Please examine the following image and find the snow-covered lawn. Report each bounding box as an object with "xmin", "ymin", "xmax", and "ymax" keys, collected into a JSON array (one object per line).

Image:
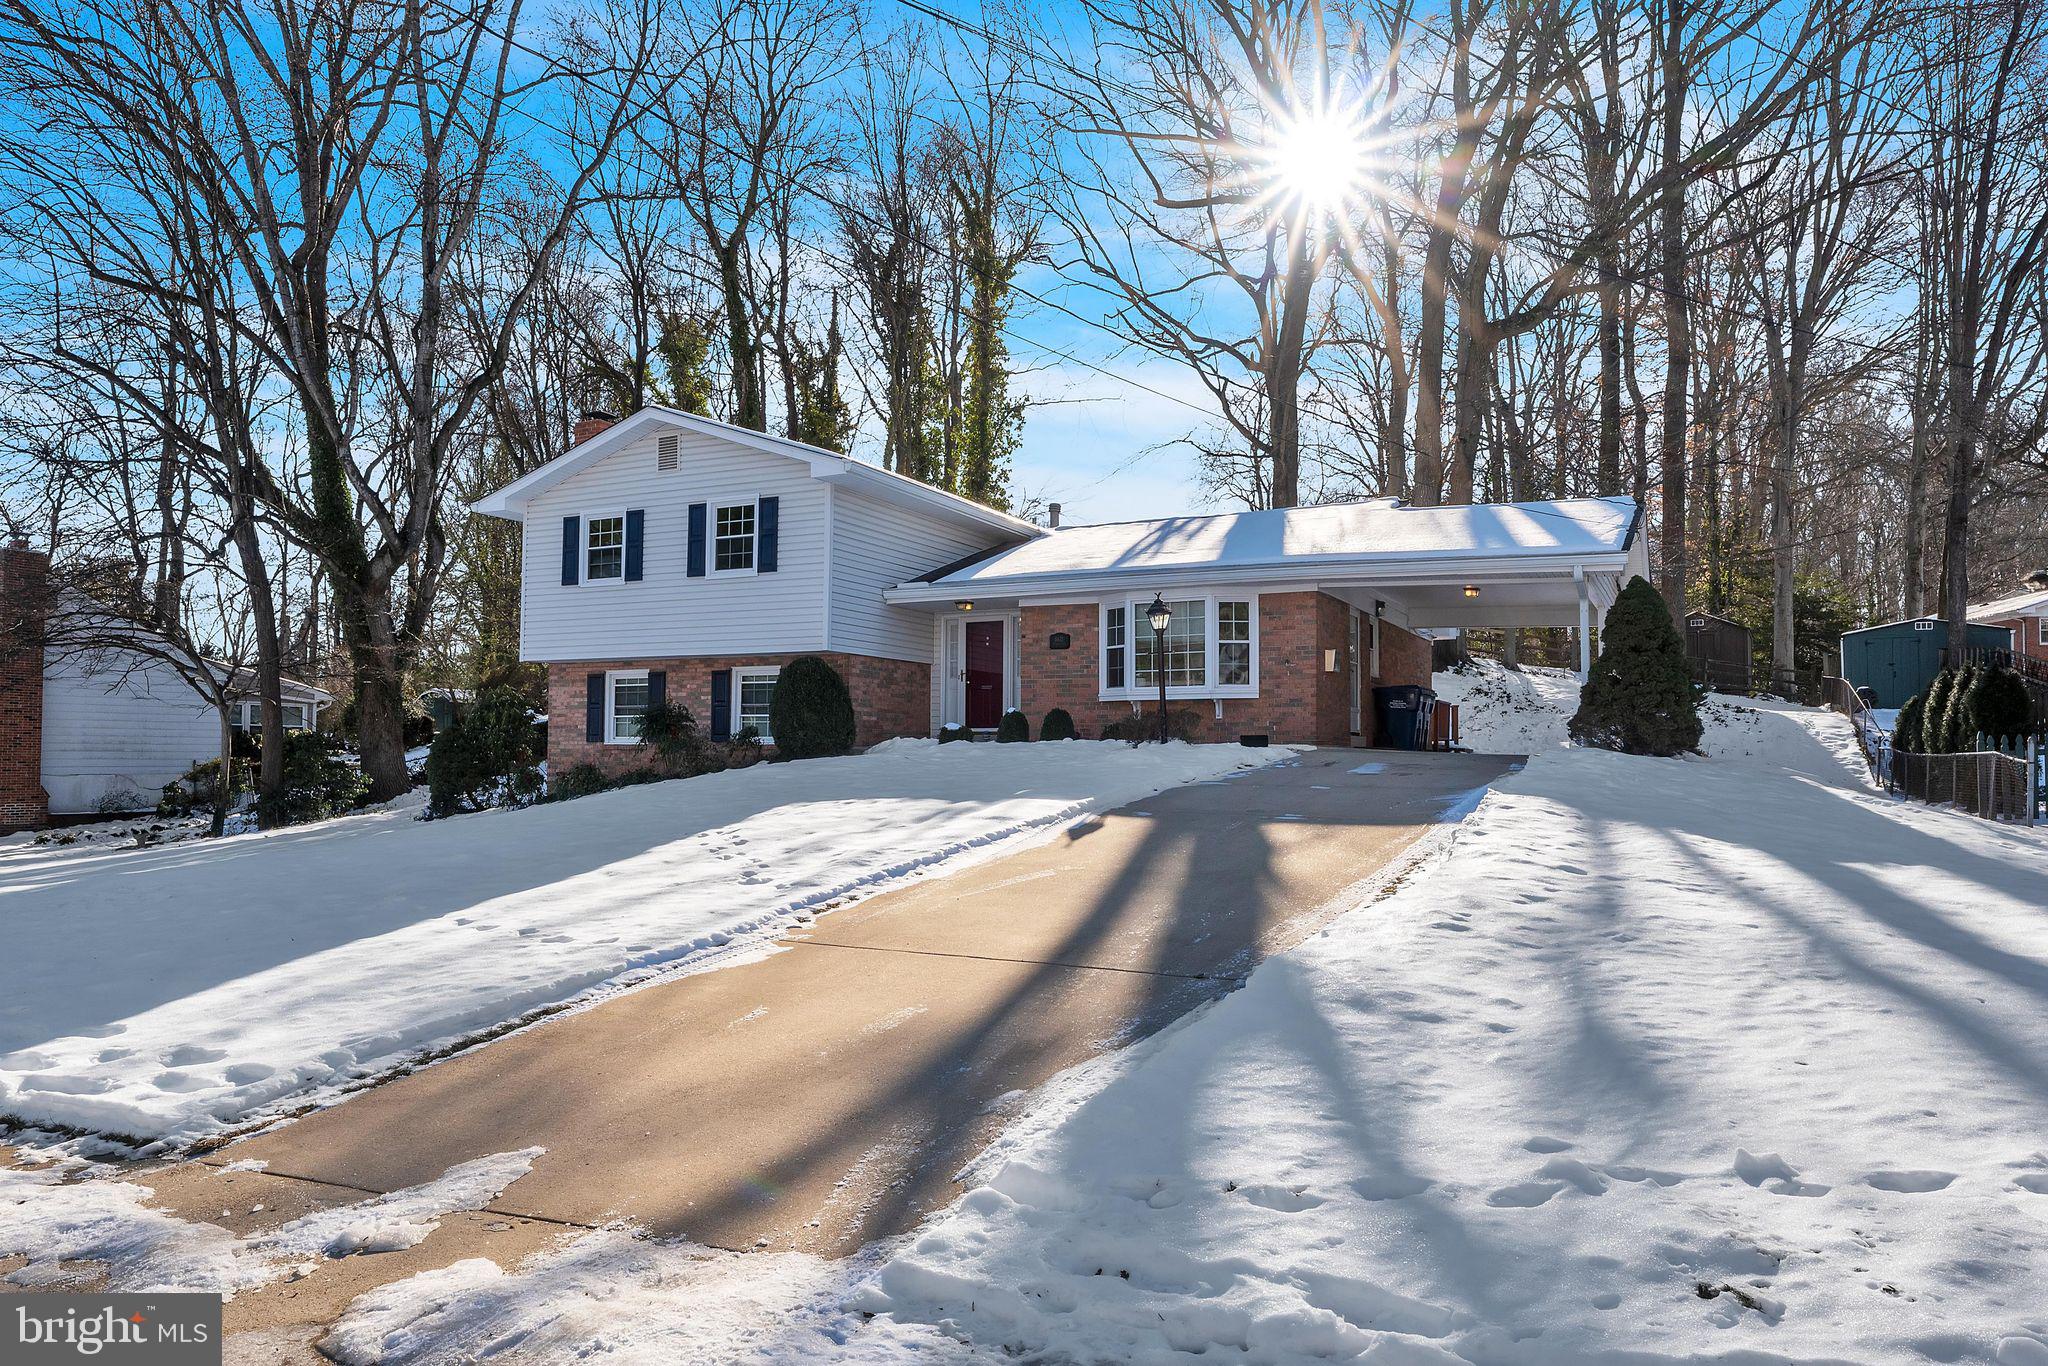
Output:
[
  {"xmin": 1432, "ymin": 658, "xmax": 1780, "ymax": 759},
  {"xmin": 858, "ymin": 703, "xmax": 2048, "ymax": 1364},
  {"xmin": 0, "ymin": 739, "xmax": 1275, "ymax": 1149}
]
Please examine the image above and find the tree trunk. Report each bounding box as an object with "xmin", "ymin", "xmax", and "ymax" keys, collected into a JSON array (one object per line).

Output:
[{"xmin": 1657, "ymin": 0, "xmax": 1689, "ymax": 618}]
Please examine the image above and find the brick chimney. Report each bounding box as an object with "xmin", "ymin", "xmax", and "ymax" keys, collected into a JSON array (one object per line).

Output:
[
  {"xmin": 572, "ymin": 410, "xmax": 619, "ymax": 446},
  {"xmin": 0, "ymin": 541, "xmax": 51, "ymax": 833}
]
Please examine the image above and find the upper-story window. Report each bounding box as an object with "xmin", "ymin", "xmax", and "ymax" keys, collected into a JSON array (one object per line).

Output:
[
  {"xmin": 586, "ymin": 515, "xmax": 626, "ymax": 580},
  {"xmin": 714, "ymin": 502, "xmax": 756, "ymax": 573}
]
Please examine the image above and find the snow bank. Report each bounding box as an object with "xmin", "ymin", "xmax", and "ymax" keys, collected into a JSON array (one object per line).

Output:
[
  {"xmin": 0, "ymin": 740, "xmax": 1274, "ymax": 1146},
  {"xmin": 0, "ymin": 1147, "xmax": 542, "ymax": 1296},
  {"xmin": 861, "ymin": 709, "xmax": 2048, "ymax": 1363},
  {"xmin": 1434, "ymin": 659, "xmax": 1793, "ymax": 763},
  {"xmin": 321, "ymin": 1230, "xmax": 947, "ymax": 1365}
]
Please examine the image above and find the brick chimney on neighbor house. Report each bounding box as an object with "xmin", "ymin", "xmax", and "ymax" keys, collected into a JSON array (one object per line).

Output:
[
  {"xmin": 0, "ymin": 541, "xmax": 50, "ymax": 834},
  {"xmin": 572, "ymin": 410, "xmax": 619, "ymax": 446}
]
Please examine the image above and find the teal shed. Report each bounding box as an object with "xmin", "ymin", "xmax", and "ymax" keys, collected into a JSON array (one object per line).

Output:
[{"xmin": 1839, "ymin": 618, "xmax": 2013, "ymax": 707}]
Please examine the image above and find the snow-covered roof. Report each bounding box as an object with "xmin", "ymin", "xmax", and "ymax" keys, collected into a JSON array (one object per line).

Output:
[
  {"xmin": 1969, "ymin": 586, "xmax": 2048, "ymax": 621},
  {"xmin": 893, "ymin": 496, "xmax": 1638, "ymax": 597}
]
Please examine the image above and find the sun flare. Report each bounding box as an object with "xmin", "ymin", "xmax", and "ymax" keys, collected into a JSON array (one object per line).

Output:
[{"xmin": 1268, "ymin": 109, "xmax": 1369, "ymax": 209}]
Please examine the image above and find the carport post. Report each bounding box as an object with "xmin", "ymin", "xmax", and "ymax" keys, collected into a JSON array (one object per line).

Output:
[{"xmin": 1575, "ymin": 566, "xmax": 1591, "ymax": 679}]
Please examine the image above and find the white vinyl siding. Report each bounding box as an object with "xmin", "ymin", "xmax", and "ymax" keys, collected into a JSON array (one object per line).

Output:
[
  {"xmin": 827, "ymin": 487, "xmax": 1002, "ymax": 663},
  {"xmin": 520, "ymin": 424, "xmax": 826, "ymax": 660},
  {"xmin": 39, "ymin": 649, "xmax": 219, "ymax": 815}
]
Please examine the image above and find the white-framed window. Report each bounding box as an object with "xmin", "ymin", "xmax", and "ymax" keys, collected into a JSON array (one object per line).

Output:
[
  {"xmin": 1100, "ymin": 593, "xmax": 1258, "ymax": 700},
  {"xmin": 606, "ymin": 669, "xmax": 650, "ymax": 743},
  {"xmin": 2038, "ymin": 617, "xmax": 2047, "ymax": 647},
  {"xmin": 586, "ymin": 514, "xmax": 626, "ymax": 581},
  {"xmin": 713, "ymin": 502, "xmax": 757, "ymax": 573},
  {"xmin": 231, "ymin": 701, "xmax": 311, "ymax": 732},
  {"xmin": 733, "ymin": 665, "xmax": 780, "ymax": 740},
  {"xmin": 1137, "ymin": 598, "xmax": 1208, "ymax": 688},
  {"xmin": 1104, "ymin": 606, "xmax": 1127, "ymax": 690}
]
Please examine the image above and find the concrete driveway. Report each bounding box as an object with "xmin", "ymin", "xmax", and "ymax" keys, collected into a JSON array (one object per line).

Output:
[{"xmin": 126, "ymin": 746, "xmax": 1513, "ymax": 1352}]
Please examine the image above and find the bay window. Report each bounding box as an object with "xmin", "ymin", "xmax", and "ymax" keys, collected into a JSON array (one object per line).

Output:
[{"xmin": 1100, "ymin": 594, "xmax": 1257, "ymax": 698}]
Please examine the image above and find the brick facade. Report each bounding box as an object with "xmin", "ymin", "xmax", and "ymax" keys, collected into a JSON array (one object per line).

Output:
[
  {"xmin": 1016, "ymin": 592, "xmax": 1432, "ymax": 746},
  {"xmin": 545, "ymin": 651, "xmax": 929, "ymax": 777},
  {"xmin": 0, "ymin": 544, "xmax": 50, "ymax": 833}
]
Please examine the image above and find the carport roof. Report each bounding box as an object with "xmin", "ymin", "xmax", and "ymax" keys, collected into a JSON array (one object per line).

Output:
[{"xmin": 888, "ymin": 495, "xmax": 1639, "ymax": 602}]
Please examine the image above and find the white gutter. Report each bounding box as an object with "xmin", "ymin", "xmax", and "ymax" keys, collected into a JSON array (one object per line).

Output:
[{"xmin": 883, "ymin": 550, "xmax": 1633, "ymax": 605}]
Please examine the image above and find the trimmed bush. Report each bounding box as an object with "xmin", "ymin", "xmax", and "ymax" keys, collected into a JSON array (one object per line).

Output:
[
  {"xmin": 1937, "ymin": 665, "xmax": 1980, "ymax": 753},
  {"xmin": 1567, "ymin": 576, "xmax": 1703, "ymax": 756},
  {"xmin": 996, "ymin": 709, "xmax": 1029, "ymax": 743},
  {"xmin": 769, "ymin": 656, "xmax": 856, "ymax": 759},
  {"xmin": 937, "ymin": 722, "xmax": 970, "ymax": 744},
  {"xmin": 1920, "ymin": 668, "xmax": 1960, "ymax": 753},
  {"xmin": 1040, "ymin": 707, "xmax": 1077, "ymax": 741},
  {"xmin": 1101, "ymin": 707, "xmax": 1201, "ymax": 744},
  {"xmin": 1965, "ymin": 665, "xmax": 2033, "ymax": 744},
  {"xmin": 1892, "ymin": 690, "xmax": 1928, "ymax": 752},
  {"xmin": 425, "ymin": 685, "xmax": 543, "ymax": 816}
]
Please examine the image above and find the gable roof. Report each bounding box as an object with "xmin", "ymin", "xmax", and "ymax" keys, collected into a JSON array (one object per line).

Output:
[
  {"xmin": 469, "ymin": 406, "xmax": 1041, "ymax": 540},
  {"xmin": 891, "ymin": 496, "xmax": 1639, "ymax": 598},
  {"xmin": 1970, "ymin": 586, "xmax": 2048, "ymax": 621}
]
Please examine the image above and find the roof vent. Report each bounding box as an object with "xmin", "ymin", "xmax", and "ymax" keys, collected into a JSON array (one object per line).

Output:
[
  {"xmin": 1048, "ymin": 502, "xmax": 1061, "ymax": 528},
  {"xmin": 657, "ymin": 434, "xmax": 679, "ymax": 471}
]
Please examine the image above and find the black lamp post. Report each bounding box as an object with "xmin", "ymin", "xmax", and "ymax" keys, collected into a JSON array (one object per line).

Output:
[{"xmin": 1145, "ymin": 593, "xmax": 1171, "ymax": 742}]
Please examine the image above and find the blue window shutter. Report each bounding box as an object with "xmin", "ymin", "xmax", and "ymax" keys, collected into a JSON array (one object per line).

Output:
[
  {"xmin": 561, "ymin": 516, "xmax": 580, "ymax": 586},
  {"xmin": 687, "ymin": 504, "xmax": 707, "ymax": 577},
  {"xmin": 758, "ymin": 496, "xmax": 779, "ymax": 573},
  {"xmin": 709, "ymin": 669, "xmax": 732, "ymax": 740},
  {"xmin": 647, "ymin": 669, "xmax": 666, "ymax": 710},
  {"xmin": 624, "ymin": 509, "xmax": 644, "ymax": 581},
  {"xmin": 585, "ymin": 672, "xmax": 604, "ymax": 742}
]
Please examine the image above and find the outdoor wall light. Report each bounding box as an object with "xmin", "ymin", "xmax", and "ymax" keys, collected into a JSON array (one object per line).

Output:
[
  {"xmin": 954, "ymin": 600, "xmax": 974, "ymax": 612},
  {"xmin": 1463, "ymin": 584, "xmax": 1481, "ymax": 598}
]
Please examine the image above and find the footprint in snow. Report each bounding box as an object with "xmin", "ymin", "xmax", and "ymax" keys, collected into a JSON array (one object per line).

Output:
[
  {"xmin": 1734, "ymin": 1148, "xmax": 1830, "ymax": 1197},
  {"xmin": 1863, "ymin": 1170, "xmax": 1956, "ymax": 1193},
  {"xmin": 2013, "ymin": 1174, "xmax": 2048, "ymax": 1194},
  {"xmin": 1236, "ymin": 1184, "xmax": 1324, "ymax": 1212},
  {"xmin": 163, "ymin": 1045, "xmax": 228, "ymax": 1066},
  {"xmin": 1350, "ymin": 1173, "xmax": 1433, "ymax": 1201},
  {"xmin": 1487, "ymin": 1180, "xmax": 1565, "ymax": 1208},
  {"xmin": 1538, "ymin": 1156, "xmax": 1608, "ymax": 1195},
  {"xmin": 1524, "ymin": 1136, "xmax": 1574, "ymax": 1154}
]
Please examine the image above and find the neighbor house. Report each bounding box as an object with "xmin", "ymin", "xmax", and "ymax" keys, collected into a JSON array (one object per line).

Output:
[
  {"xmin": 1969, "ymin": 571, "xmax": 2048, "ymax": 666},
  {"xmin": 474, "ymin": 408, "xmax": 1649, "ymax": 771},
  {"xmin": 0, "ymin": 544, "xmax": 331, "ymax": 831}
]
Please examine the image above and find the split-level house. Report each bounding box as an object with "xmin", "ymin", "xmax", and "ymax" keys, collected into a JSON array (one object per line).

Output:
[{"xmin": 472, "ymin": 407, "xmax": 1649, "ymax": 772}]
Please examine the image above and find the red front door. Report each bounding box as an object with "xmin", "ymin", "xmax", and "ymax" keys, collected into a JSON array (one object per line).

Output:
[{"xmin": 965, "ymin": 621, "xmax": 1004, "ymax": 729}]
